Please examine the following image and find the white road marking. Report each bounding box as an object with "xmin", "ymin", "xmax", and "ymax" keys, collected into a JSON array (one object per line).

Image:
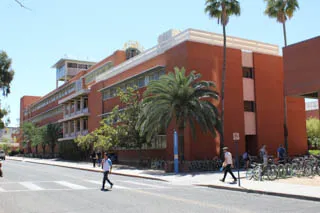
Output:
[
  {"xmin": 85, "ymin": 180, "xmax": 129, "ymax": 189},
  {"xmin": 55, "ymin": 181, "xmax": 87, "ymax": 190},
  {"xmin": 19, "ymin": 182, "xmax": 44, "ymax": 191},
  {"xmin": 0, "ymin": 187, "xmax": 6, "ymax": 192},
  {"xmin": 122, "ymin": 180, "xmax": 168, "ymax": 189}
]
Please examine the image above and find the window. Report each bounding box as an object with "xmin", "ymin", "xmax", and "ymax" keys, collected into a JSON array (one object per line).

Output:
[
  {"xmin": 67, "ymin": 63, "xmax": 78, "ymax": 68},
  {"xmin": 243, "ymin": 67, "xmax": 254, "ymax": 78},
  {"xmin": 83, "ymin": 118, "xmax": 88, "ymax": 130},
  {"xmin": 137, "ymin": 77, "xmax": 145, "ymax": 88},
  {"xmin": 84, "ymin": 98, "xmax": 88, "ymax": 108},
  {"xmin": 244, "ymin": 101, "xmax": 255, "ymax": 112},
  {"xmin": 77, "ymin": 100, "xmax": 81, "ymax": 111},
  {"xmin": 76, "ymin": 120, "xmax": 81, "ymax": 132}
]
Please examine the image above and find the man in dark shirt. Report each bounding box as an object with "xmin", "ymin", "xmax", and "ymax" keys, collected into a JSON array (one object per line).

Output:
[{"xmin": 277, "ymin": 144, "xmax": 286, "ymax": 162}]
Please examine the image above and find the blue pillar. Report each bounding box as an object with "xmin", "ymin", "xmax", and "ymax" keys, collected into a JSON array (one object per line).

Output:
[{"xmin": 174, "ymin": 130, "xmax": 179, "ymax": 174}]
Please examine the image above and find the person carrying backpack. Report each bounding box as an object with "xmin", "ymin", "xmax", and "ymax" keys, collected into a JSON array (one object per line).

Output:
[{"xmin": 101, "ymin": 152, "xmax": 114, "ymax": 191}]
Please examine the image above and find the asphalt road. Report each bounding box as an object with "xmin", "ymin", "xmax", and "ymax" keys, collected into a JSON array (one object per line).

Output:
[{"xmin": 0, "ymin": 160, "xmax": 319, "ymax": 213}]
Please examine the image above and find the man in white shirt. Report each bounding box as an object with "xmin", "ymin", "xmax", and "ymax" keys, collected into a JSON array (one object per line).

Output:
[
  {"xmin": 220, "ymin": 147, "xmax": 237, "ymax": 183},
  {"xmin": 101, "ymin": 153, "xmax": 114, "ymax": 190}
]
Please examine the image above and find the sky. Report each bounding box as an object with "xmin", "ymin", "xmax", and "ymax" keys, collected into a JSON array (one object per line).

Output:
[{"xmin": 0, "ymin": 0, "xmax": 319, "ymax": 127}]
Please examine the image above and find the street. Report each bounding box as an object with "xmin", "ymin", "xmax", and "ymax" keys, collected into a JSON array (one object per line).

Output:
[{"xmin": 0, "ymin": 160, "xmax": 319, "ymax": 213}]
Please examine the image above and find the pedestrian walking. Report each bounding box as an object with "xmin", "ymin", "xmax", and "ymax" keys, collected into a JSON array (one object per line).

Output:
[
  {"xmin": 220, "ymin": 147, "xmax": 237, "ymax": 183},
  {"xmin": 91, "ymin": 151, "xmax": 97, "ymax": 168},
  {"xmin": 101, "ymin": 152, "xmax": 113, "ymax": 191},
  {"xmin": 0, "ymin": 161, "xmax": 3, "ymax": 177}
]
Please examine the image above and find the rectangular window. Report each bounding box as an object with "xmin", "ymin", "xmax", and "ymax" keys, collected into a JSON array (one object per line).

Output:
[
  {"xmin": 83, "ymin": 118, "xmax": 88, "ymax": 130},
  {"xmin": 67, "ymin": 63, "xmax": 78, "ymax": 68},
  {"xmin": 138, "ymin": 77, "xmax": 145, "ymax": 88},
  {"xmin": 243, "ymin": 67, "xmax": 254, "ymax": 79},
  {"xmin": 77, "ymin": 100, "xmax": 81, "ymax": 111},
  {"xmin": 244, "ymin": 101, "xmax": 255, "ymax": 112},
  {"xmin": 84, "ymin": 98, "xmax": 88, "ymax": 108}
]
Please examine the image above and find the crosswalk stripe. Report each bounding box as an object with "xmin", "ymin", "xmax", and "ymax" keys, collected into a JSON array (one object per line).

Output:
[
  {"xmin": 85, "ymin": 180, "xmax": 128, "ymax": 189},
  {"xmin": 20, "ymin": 182, "xmax": 44, "ymax": 191},
  {"xmin": 0, "ymin": 187, "xmax": 6, "ymax": 192},
  {"xmin": 122, "ymin": 181, "xmax": 168, "ymax": 189},
  {"xmin": 55, "ymin": 181, "xmax": 87, "ymax": 190}
]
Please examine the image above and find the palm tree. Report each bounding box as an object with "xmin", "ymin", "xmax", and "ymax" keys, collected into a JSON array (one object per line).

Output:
[
  {"xmin": 205, "ymin": 0, "xmax": 241, "ymax": 157},
  {"xmin": 264, "ymin": 0, "xmax": 299, "ymax": 152},
  {"xmin": 138, "ymin": 67, "xmax": 221, "ymax": 160},
  {"xmin": 264, "ymin": 0, "xmax": 299, "ymax": 46}
]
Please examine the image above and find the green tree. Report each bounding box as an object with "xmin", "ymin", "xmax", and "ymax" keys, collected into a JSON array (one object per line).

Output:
[
  {"xmin": 75, "ymin": 107, "xmax": 121, "ymax": 153},
  {"xmin": 31, "ymin": 127, "xmax": 44, "ymax": 154},
  {"xmin": 0, "ymin": 143, "xmax": 10, "ymax": 154},
  {"xmin": 0, "ymin": 51, "xmax": 15, "ymax": 129},
  {"xmin": 306, "ymin": 118, "xmax": 320, "ymax": 149},
  {"xmin": 21, "ymin": 122, "xmax": 35, "ymax": 153},
  {"xmin": 116, "ymin": 87, "xmax": 148, "ymax": 151},
  {"xmin": 45, "ymin": 123, "xmax": 62, "ymax": 157},
  {"xmin": 264, "ymin": 0, "xmax": 299, "ymax": 153},
  {"xmin": 138, "ymin": 67, "xmax": 221, "ymax": 160},
  {"xmin": 205, "ymin": 0, "xmax": 240, "ymax": 157}
]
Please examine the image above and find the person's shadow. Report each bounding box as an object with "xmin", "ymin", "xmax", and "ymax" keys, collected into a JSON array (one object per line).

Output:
[{"xmin": 100, "ymin": 189, "xmax": 111, "ymax": 192}]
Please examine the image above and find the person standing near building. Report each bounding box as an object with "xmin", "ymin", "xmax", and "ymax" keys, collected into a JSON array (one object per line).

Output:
[
  {"xmin": 91, "ymin": 151, "xmax": 97, "ymax": 168},
  {"xmin": 220, "ymin": 147, "xmax": 237, "ymax": 183},
  {"xmin": 101, "ymin": 153, "xmax": 113, "ymax": 191},
  {"xmin": 259, "ymin": 145, "xmax": 268, "ymax": 166},
  {"xmin": 97, "ymin": 151, "xmax": 102, "ymax": 167},
  {"xmin": 277, "ymin": 144, "xmax": 286, "ymax": 162}
]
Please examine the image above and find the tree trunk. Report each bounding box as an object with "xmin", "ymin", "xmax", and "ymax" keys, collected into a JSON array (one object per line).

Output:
[
  {"xmin": 42, "ymin": 144, "xmax": 46, "ymax": 157},
  {"xmin": 35, "ymin": 145, "xmax": 38, "ymax": 154},
  {"xmin": 283, "ymin": 21, "xmax": 287, "ymax": 47},
  {"xmin": 51, "ymin": 142, "xmax": 55, "ymax": 157},
  {"xmin": 219, "ymin": 23, "xmax": 227, "ymax": 160},
  {"xmin": 283, "ymin": 21, "xmax": 289, "ymax": 153}
]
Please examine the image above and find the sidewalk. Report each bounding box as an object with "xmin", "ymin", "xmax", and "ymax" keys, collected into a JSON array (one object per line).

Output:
[{"xmin": 5, "ymin": 156, "xmax": 320, "ymax": 201}]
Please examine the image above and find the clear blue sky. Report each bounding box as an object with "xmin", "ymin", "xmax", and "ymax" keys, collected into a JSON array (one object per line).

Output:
[{"xmin": 0, "ymin": 0, "xmax": 319, "ymax": 127}]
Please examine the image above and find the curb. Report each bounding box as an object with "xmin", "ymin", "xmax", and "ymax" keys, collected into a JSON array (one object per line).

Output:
[
  {"xmin": 7, "ymin": 158, "xmax": 168, "ymax": 182},
  {"xmin": 197, "ymin": 184, "xmax": 320, "ymax": 202}
]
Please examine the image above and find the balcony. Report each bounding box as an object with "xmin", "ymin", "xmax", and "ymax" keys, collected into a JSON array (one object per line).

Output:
[
  {"xmin": 58, "ymin": 129, "xmax": 89, "ymax": 141},
  {"xmin": 59, "ymin": 108, "xmax": 89, "ymax": 123}
]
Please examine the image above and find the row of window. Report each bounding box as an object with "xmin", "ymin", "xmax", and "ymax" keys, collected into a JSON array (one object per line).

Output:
[
  {"xmin": 85, "ymin": 61, "xmax": 113, "ymax": 84},
  {"xmin": 64, "ymin": 118, "xmax": 88, "ymax": 133},
  {"xmin": 102, "ymin": 69, "xmax": 165, "ymax": 100},
  {"xmin": 30, "ymin": 84, "xmax": 76, "ymax": 113},
  {"xmin": 67, "ymin": 63, "xmax": 92, "ymax": 70},
  {"xmin": 31, "ymin": 106, "xmax": 63, "ymax": 123},
  {"xmin": 116, "ymin": 135, "xmax": 167, "ymax": 150}
]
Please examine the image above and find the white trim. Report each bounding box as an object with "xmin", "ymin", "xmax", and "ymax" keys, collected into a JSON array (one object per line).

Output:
[
  {"xmin": 96, "ymin": 29, "xmax": 279, "ymax": 84},
  {"xmin": 58, "ymin": 89, "xmax": 90, "ymax": 104},
  {"xmin": 98, "ymin": 65, "xmax": 165, "ymax": 92}
]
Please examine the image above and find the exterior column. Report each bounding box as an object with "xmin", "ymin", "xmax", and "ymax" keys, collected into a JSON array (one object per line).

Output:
[
  {"xmin": 80, "ymin": 118, "xmax": 83, "ymax": 133},
  {"xmin": 68, "ymin": 121, "xmax": 71, "ymax": 135},
  {"xmin": 80, "ymin": 96, "xmax": 84, "ymax": 111},
  {"xmin": 74, "ymin": 99, "xmax": 78, "ymax": 113},
  {"xmin": 74, "ymin": 120, "xmax": 77, "ymax": 135},
  {"xmin": 68, "ymin": 102, "xmax": 72, "ymax": 116},
  {"xmin": 63, "ymin": 122, "xmax": 66, "ymax": 138}
]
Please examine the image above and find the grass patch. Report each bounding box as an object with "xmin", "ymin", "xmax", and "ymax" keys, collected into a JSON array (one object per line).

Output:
[{"xmin": 309, "ymin": 150, "xmax": 320, "ymax": 156}]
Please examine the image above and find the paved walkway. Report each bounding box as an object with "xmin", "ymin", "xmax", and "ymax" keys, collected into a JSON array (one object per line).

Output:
[{"xmin": 5, "ymin": 156, "xmax": 320, "ymax": 201}]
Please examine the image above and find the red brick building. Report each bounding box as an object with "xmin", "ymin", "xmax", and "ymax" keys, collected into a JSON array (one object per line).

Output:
[{"xmin": 20, "ymin": 29, "xmax": 308, "ymax": 162}]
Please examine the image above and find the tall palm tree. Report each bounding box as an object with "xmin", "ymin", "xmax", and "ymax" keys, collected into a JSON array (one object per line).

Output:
[
  {"xmin": 138, "ymin": 67, "xmax": 221, "ymax": 160},
  {"xmin": 205, "ymin": 0, "xmax": 241, "ymax": 157},
  {"xmin": 264, "ymin": 0, "xmax": 299, "ymax": 153},
  {"xmin": 264, "ymin": 0, "xmax": 299, "ymax": 46}
]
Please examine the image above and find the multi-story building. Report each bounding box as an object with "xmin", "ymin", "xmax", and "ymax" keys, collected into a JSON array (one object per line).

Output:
[{"xmin": 20, "ymin": 28, "xmax": 308, "ymax": 163}]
